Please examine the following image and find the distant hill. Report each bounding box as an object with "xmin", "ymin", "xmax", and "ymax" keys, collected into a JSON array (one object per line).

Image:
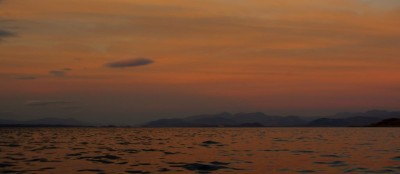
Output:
[
  {"xmin": 333, "ymin": 110, "xmax": 400, "ymax": 119},
  {"xmin": 308, "ymin": 116, "xmax": 382, "ymax": 127},
  {"xmin": 142, "ymin": 112, "xmax": 307, "ymax": 127},
  {"xmin": 2, "ymin": 110, "xmax": 399, "ymax": 128},
  {"xmin": 0, "ymin": 117, "xmax": 88, "ymax": 127},
  {"xmin": 368, "ymin": 118, "xmax": 400, "ymax": 127},
  {"xmin": 308, "ymin": 110, "xmax": 400, "ymax": 127},
  {"xmin": 143, "ymin": 110, "xmax": 400, "ymax": 128}
]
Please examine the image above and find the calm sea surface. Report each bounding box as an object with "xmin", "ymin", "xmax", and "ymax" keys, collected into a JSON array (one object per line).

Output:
[{"xmin": 0, "ymin": 128, "xmax": 399, "ymax": 173}]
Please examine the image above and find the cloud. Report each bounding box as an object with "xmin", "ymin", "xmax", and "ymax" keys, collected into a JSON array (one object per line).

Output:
[
  {"xmin": 15, "ymin": 76, "xmax": 38, "ymax": 80},
  {"xmin": 49, "ymin": 68, "xmax": 72, "ymax": 77},
  {"xmin": 0, "ymin": 29, "xmax": 16, "ymax": 40},
  {"xmin": 49, "ymin": 70, "xmax": 66, "ymax": 77},
  {"xmin": 25, "ymin": 100, "xmax": 74, "ymax": 106},
  {"xmin": 105, "ymin": 57, "xmax": 154, "ymax": 68}
]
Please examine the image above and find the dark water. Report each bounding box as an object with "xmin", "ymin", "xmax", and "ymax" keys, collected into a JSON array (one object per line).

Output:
[{"xmin": 0, "ymin": 128, "xmax": 399, "ymax": 173}]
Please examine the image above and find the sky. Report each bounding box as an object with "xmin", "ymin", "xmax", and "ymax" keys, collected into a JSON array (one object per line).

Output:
[{"xmin": 0, "ymin": 0, "xmax": 399, "ymax": 125}]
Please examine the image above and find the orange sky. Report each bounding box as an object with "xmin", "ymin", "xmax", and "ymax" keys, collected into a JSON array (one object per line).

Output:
[{"xmin": 0, "ymin": 0, "xmax": 399, "ymax": 124}]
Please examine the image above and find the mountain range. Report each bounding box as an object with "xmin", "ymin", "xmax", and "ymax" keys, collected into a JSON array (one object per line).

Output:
[
  {"xmin": 368, "ymin": 118, "xmax": 400, "ymax": 127},
  {"xmin": 308, "ymin": 110, "xmax": 400, "ymax": 127},
  {"xmin": 0, "ymin": 110, "xmax": 399, "ymax": 127},
  {"xmin": 142, "ymin": 110, "xmax": 400, "ymax": 127},
  {"xmin": 143, "ymin": 112, "xmax": 308, "ymax": 127}
]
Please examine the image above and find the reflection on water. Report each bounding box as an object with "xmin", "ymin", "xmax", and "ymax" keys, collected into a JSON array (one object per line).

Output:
[{"xmin": 0, "ymin": 128, "xmax": 399, "ymax": 173}]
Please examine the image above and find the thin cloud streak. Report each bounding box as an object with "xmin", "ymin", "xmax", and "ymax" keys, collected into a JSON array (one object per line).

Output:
[
  {"xmin": 49, "ymin": 68, "xmax": 71, "ymax": 77},
  {"xmin": 105, "ymin": 58, "xmax": 154, "ymax": 68},
  {"xmin": 25, "ymin": 100, "xmax": 74, "ymax": 106},
  {"xmin": 15, "ymin": 76, "xmax": 38, "ymax": 80}
]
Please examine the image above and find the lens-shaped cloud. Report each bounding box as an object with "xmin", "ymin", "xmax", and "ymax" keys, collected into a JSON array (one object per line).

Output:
[{"xmin": 105, "ymin": 58, "xmax": 154, "ymax": 68}]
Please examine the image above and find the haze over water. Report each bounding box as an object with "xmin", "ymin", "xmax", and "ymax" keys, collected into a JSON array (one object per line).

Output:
[{"xmin": 1, "ymin": 128, "xmax": 399, "ymax": 173}]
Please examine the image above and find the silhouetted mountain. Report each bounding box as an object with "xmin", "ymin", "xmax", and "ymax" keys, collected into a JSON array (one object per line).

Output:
[
  {"xmin": 333, "ymin": 110, "xmax": 400, "ymax": 119},
  {"xmin": 142, "ymin": 112, "xmax": 307, "ymax": 127},
  {"xmin": 309, "ymin": 110, "xmax": 400, "ymax": 127},
  {"xmin": 368, "ymin": 118, "xmax": 400, "ymax": 127},
  {"xmin": 0, "ymin": 117, "xmax": 88, "ymax": 127},
  {"xmin": 143, "ymin": 110, "xmax": 400, "ymax": 127},
  {"xmin": 308, "ymin": 116, "xmax": 382, "ymax": 127}
]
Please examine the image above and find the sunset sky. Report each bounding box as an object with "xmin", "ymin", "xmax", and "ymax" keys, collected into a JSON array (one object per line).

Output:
[{"xmin": 0, "ymin": 0, "xmax": 399, "ymax": 124}]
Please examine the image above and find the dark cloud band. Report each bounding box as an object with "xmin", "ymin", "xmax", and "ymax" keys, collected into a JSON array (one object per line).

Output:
[
  {"xmin": 25, "ymin": 100, "xmax": 74, "ymax": 106},
  {"xmin": 15, "ymin": 76, "xmax": 37, "ymax": 80},
  {"xmin": 49, "ymin": 68, "xmax": 71, "ymax": 77},
  {"xmin": 49, "ymin": 70, "xmax": 66, "ymax": 77},
  {"xmin": 0, "ymin": 29, "xmax": 16, "ymax": 39},
  {"xmin": 105, "ymin": 57, "xmax": 154, "ymax": 68}
]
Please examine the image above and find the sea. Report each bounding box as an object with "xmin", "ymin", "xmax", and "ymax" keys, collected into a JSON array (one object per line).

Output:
[{"xmin": 0, "ymin": 128, "xmax": 399, "ymax": 173}]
